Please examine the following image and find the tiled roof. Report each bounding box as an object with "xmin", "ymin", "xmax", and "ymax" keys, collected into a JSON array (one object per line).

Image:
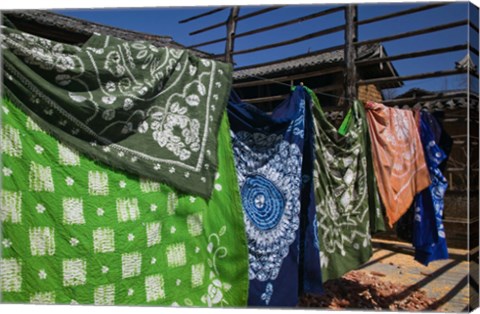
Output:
[
  {"xmin": 322, "ymin": 90, "xmax": 478, "ymax": 121},
  {"xmin": 233, "ymin": 44, "xmax": 387, "ymax": 80},
  {"xmin": 3, "ymin": 10, "xmax": 213, "ymax": 58},
  {"xmin": 393, "ymin": 90, "xmax": 479, "ymax": 112}
]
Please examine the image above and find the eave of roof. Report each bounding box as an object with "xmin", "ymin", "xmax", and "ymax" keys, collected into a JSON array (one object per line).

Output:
[{"xmin": 233, "ymin": 43, "xmax": 402, "ymax": 89}]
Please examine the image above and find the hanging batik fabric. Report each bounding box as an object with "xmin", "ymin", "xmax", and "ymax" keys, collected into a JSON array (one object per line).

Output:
[
  {"xmin": 1, "ymin": 22, "xmax": 232, "ymax": 198},
  {"xmin": 365, "ymin": 101, "xmax": 431, "ymax": 227},
  {"xmin": 228, "ymin": 86, "xmax": 323, "ymax": 306},
  {"xmin": 411, "ymin": 111, "xmax": 449, "ymax": 265},
  {"xmin": 0, "ymin": 98, "xmax": 249, "ymax": 306},
  {"xmin": 307, "ymin": 89, "xmax": 385, "ymax": 282}
]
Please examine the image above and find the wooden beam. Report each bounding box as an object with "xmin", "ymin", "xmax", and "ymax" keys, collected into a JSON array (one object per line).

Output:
[
  {"xmin": 471, "ymin": 45, "xmax": 479, "ymax": 56},
  {"xmin": 344, "ymin": 4, "xmax": 358, "ymax": 104},
  {"xmin": 232, "ymin": 24, "xmax": 345, "ymax": 55},
  {"xmin": 381, "ymin": 91, "xmax": 473, "ymax": 105},
  {"xmin": 236, "ymin": 6, "xmax": 284, "ymax": 21},
  {"xmin": 178, "ymin": 8, "xmax": 226, "ymax": 24},
  {"xmin": 188, "ymin": 6, "xmax": 345, "ymax": 49},
  {"xmin": 233, "ymin": 66, "xmax": 343, "ymax": 88},
  {"xmin": 358, "ymin": 68, "xmax": 468, "ymax": 86},
  {"xmin": 470, "ymin": 20, "xmax": 479, "ymax": 33},
  {"xmin": 355, "ymin": 44, "xmax": 468, "ymax": 67},
  {"xmin": 234, "ymin": 6, "xmax": 344, "ymax": 39},
  {"xmin": 189, "ymin": 5, "xmax": 282, "ymax": 35},
  {"xmin": 241, "ymin": 84, "xmax": 342, "ymax": 104},
  {"xmin": 224, "ymin": 7, "xmax": 240, "ymax": 64},
  {"xmin": 357, "ymin": 3, "xmax": 448, "ymax": 26},
  {"xmin": 355, "ymin": 20, "xmax": 467, "ymax": 47},
  {"xmin": 189, "ymin": 17, "xmax": 228, "ymax": 36}
]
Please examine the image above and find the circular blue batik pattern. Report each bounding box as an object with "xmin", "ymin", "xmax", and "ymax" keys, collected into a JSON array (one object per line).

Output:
[
  {"xmin": 231, "ymin": 131, "xmax": 302, "ymax": 282},
  {"xmin": 241, "ymin": 175, "xmax": 285, "ymax": 231}
]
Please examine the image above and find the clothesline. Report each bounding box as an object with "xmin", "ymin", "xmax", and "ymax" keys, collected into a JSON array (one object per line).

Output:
[{"xmin": 248, "ymin": 74, "xmax": 356, "ymax": 102}]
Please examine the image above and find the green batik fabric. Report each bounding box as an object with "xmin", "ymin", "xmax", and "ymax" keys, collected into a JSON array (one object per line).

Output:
[
  {"xmin": 0, "ymin": 98, "xmax": 248, "ymax": 307},
  {"xmin": 306, "ymin": 89, "xmax": 385, "ymax": 282},
  {"xmin": 1, "ymin": 24, "xmax": 232, "ymax": 198}
]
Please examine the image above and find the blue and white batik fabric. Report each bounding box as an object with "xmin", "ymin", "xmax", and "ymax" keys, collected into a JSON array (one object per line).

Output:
[
  {"xmin": 228, "ymin": 86, "xmax": 323, "ymax": 307},
  {"xmin": 413, "ymin": 111, "xmax": 449, "ymax": 265}
]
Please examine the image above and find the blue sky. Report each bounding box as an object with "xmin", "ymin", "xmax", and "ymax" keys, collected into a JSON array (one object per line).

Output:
[{"xmin": 55, "ymin": 3, "xmax": 478, "ymax": 96}]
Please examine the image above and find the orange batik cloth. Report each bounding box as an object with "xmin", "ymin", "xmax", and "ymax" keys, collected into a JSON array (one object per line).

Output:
[{"xmin": 364, "ymin": 101, "xmax": 431, "ymax": 227}]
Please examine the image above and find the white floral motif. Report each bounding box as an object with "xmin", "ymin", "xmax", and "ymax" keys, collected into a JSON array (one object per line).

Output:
[
  {"xmin": 201, "ymin": 226, "xmax": 231, "ymax": 307},
  {"xmin": 138, "ymin": 121, "xmax": 149, "ymax": 133},
  {"xmin": 36, "ymin": 204, "xmax": 46, "ymax": 214},
  {"xmin": 102, "ymin": 109, "xmax": 115, "ymax": 121},
  {"xmin": 34, "ymin": 144, "xmax": 44, "ymax": 154},
  {"xmin": 65, "ymin": 177, "xmax": 75, "ymax": 186},
  {"xmin": 2, "ymin": 167, "xmax": 13, "ymax": 177},
  {"xmin": 2, "ymin": 239, "xmax": 12, "ymax": 248},
  {"xmin": 123, "ymin": 98, "xmax": 134, "ymax": 111},
  {"xmin": 38, "ymin": 269, "xmax": 47, "ymax": 280}
]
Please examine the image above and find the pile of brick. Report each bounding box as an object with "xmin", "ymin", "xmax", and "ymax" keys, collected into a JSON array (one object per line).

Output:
[{"xmin": 299, "ymin": 270, "xmax": 437, "ymax": 311}]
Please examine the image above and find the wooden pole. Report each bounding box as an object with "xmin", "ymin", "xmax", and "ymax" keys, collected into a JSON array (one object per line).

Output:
[
  {"xmin": 344, "ymin": 4, "xmax": 358, "ymax": 107},
  {"xmin": 225, "ymin": 6, "xmax": 240, "ymax": 64}
]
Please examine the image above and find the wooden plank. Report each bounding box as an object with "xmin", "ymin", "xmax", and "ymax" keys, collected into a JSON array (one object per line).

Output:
[
  {"xmin": 470, "ymin": 21, "xmax": 480, "ymax": 33},
  {"xmin": 355, "ymin": 20, "xmax": 467, "ymax": 47},
  {"xmin": 355, "ymin": 44, "xmax": 468, "ymax": 67},
  {"xmin": 357, "ymin": 3, "xmax": 448, "ymax": 25},
  {"xmin": 236, "ymin": 6, "xmax": 284, "ymax": 21},
  {"xmin": 232, "ymin": 24, "xmax": 345, "ymax": 55},
  {"xmin": 344, "ymin": 4, "xmax": 358, "ymax": 105},
  {"xmin": 241, "ymin": 84, "xmax": 343, "ymax": 104},
  {"xmin": 232, "ymin": 66, "xmax": 343, "ymax": 88},
  {"xmin": 189, "ymin": 5, "xmax": 282, "ymax": 35},
  {"xmin": 233, "ymin": 6, "xmax": 344, "ymax": 39},
  {"xmin": 224, "ymin": 7, "xmax": 240, "ymax": 64},
  {"xmin": 243, "ymin": 94, "xmax": 287, "ymax": 104},
  {"xmin": 471, "ymin": 45, "xmax": 479, "ymax": 56},
  {"xmin": 187, "ymin": 37, "xmax": 225, "ymax": 49},
  {"xmin": 358, "ymin": 69, "xmax": 467, "ymax": 86},
  {"xmin": 381, "ymin": 91, "xmax": 474, "ymax": 105},
  {"xmin": 178, "ymin": 7, "xmax": 226, "ymax": 24}
]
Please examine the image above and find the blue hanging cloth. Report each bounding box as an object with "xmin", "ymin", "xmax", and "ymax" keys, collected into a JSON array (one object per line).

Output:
[
  {"xmin": 412, "ymin": 111, "xmax": 449, "ymax": 265},
  {"xmin": 227, "ymin": 86, "xmax": 323, "ymax": 307}
]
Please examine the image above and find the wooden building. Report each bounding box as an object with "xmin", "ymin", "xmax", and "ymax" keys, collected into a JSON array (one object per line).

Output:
[{"xmin": 232, "ymin": 43, "xmax": 401, "ymax": 113}]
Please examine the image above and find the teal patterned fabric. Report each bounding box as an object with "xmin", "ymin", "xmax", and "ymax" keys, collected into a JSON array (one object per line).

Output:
[{"xmin": 1, "ymin": 23, "xmax": 232, "ymax": 198}]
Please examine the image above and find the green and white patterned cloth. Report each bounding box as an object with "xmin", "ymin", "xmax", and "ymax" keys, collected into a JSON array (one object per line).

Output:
[
  {"xmin": 307, "ymin": 89, "xmax": 385, "ymax": 282},
  {"xmin": 1, "ymin": 22, "xmax": 232, "ymax": 198},
  {"xmin": 0, "ymin": 98, "xmax": 249, "ymax": 306}
]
